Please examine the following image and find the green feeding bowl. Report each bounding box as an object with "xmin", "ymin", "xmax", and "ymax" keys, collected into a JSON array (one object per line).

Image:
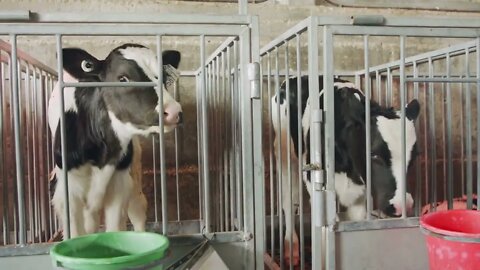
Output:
[{"xmin": 50, "ymin": 231, "xmax": 169, "ymax": 270}]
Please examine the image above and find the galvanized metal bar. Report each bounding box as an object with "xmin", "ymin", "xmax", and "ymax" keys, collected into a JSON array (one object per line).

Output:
[
  {"xmin": 274, "ymin": 45, "xmax": 284, "ymax": 270},
  {"xmin": 238, "ymin": 0, "xmax": 247, "ymax": 15},
  {"xmin": 173, "ymin": 81, "xmax": 181, "ymax": 222},
  {"xmin": 400, "ymin": 36, "xmax": 408, "ymax": 218},
  {"xmin": 364, "ymin": 35, "xmax": 372, "ymax": 220},
  {"xmin": 477, "ymin": 38, "xmax": 480, "ymax": 212},
  {"xmin": 413, "ymin": 61, "xmax": 422, "ymax": 216},
  {"xmin": 445, "ymin": 53, "xmax": 453, "ymax": 210},
  {"xmin": 31, "ymin": 12, "xmax": 253, "ymax": 25},
  {"xmin": 239, "ymin": 27, "xmax": 255, "ymax": 270},
  {"xmin": 0, "ymin": 10, "xmax": 31, "ymax": 21},
  {"xmin": 321, "ymin": 22, "xmax": 332, "ymax": 270},
  {"xmin": 284, "ymin": 40, "xmax": 294, "ymax": 270},
  {"xmin": 428, "ymin": 57, "xmax": 437, "ymax": 212},
  {"xmin": 233, "ymin": 39, "xmax": 243, "ymax": 232},
  {"xmin": 217, "ymin": 55, "xmax": 224, "ymax": 232},
  {"xmin": 195, "ymin": 73, "xmax": 204, "ymax": 223},
  {"xmin": 200, "ymin": 35, "xmax": 211, "ymax": 233},
  {"xmin": 249, "ymin": 17, "xmax": 265, "ymax": 269},
  {"xmin": 152, "ymin": 136, "xmax": 158, "ymax": 223},
  {"xmin": 25, "ymin": 64, "xmax": 35, "ymax": 243},
  {"xmin": 0, "ymin": 23, "xmax": 246, "ymax": 36},
  {"xmin": 55, "ymin": 34, "xmax": 71, "ymax": 239},
  {"xmin": 222, "ymin": 51, "xmax": 229, "ymax": 232},
  {"xmin": 10, "ymin": 34, "xmax": 27, "ymax": 245},
  {"xmin": 440, "ymin": 79, "xmax": 447, "ymax": 208},
  {"xmin": 464, "ymin": 48, "xmax": 473, "ymax": 210},
  {"xmin": 227, "ymin": 45, "xmax": 235, "ymax": 230},
  {"xmin": 386, "ymin": 68, "xmax": 392, "ymax": 107},
  {"xmin": 0, "ymin": 56, "xmax": 8, "ymax": 245},
  {"xmin": 329, "ymin": 25, "xmax": 480, "ymax": 38},
  {"xmin": 375, "ymin": 70, "xmax": 381, "ymax": 104},
  {"xmin": 296, "ymin": 33, "xmax": 305, "ymax": 270},
  {"xmin": 265, "ymin": 51, "xmax": 275, "ymax": 264},
  {"xmin": 406, "ymin": 77, "xmax": 480, "ymax": 83},
  {"xmin": 156, "ymin": 35, "xmax": 168, "ymax": 235}
]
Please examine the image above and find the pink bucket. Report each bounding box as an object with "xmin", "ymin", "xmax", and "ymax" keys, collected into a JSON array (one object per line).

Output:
[{"xmin": 420, "ymin": 209, "xmax": 480, "ymax": 270}]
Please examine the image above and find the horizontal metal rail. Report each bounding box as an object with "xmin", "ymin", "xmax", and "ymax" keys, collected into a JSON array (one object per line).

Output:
[{"xmin": 0, "ymin": 39, "xmax": 57, "ymax": 75}]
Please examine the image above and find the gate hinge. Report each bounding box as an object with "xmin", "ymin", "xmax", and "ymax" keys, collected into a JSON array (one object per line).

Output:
[{"xmin": 247, "ymin": 62, "xmax": 260, "ymax": 99}]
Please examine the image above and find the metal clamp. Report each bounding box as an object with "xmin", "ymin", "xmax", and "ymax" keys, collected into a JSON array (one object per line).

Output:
[{"xmin": 351, "ymin": 15, "xmax": 386, "ymax": 26}]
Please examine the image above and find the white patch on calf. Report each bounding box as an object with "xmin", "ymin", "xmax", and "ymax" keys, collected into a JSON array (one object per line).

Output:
[
  {"xmin": 48, "ymin": 71, "xmax": 79, "ymax": 136},
  {"xmin": 376, "ymin": 115, "xmax": 417, "ymax": 214}
]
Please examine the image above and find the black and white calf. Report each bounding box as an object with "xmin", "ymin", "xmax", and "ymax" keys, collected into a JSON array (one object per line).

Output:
[
  {"xmin": 48, "ymin": 44, "xmax": 182, "ymax": 237},
  {"xmin": 272, "ymin": 76, "xmax": 420, "ymax": 265}
]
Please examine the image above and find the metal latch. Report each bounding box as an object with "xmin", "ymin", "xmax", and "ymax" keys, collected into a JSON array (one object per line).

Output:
[{"xmin": 247, "ymin": 62, "xmax": 260, "ymax": 99}]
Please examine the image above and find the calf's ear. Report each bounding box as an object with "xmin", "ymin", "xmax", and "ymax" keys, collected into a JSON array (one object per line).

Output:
[
  {"xmin": 162, "ymin": 50, "xmax": 181, "ymax": 69},
  {"xmin": 406, "ymin": 99, "xmax": 420, "ymax": 121},
  {"xmin": 61, "ymin": 48, "xmax": 103, "ymax": 79}
]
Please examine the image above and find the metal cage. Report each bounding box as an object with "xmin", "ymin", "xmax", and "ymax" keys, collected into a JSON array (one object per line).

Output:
[
  {"xmin": 260, "ymin": 15, "xmax": 480, "ymax": 270},
  {"xmin": 0, "ymin": 11, "xmax": 264, "ymax": 270}
]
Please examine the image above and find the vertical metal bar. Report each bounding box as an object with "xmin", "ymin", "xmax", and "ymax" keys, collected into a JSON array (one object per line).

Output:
[
  {"xmin": 45, "ymin": 74, "xmax": 54, "ymax": 238},
  {"xmin": 400, "ymin": 36, "xmax": 407, "ymax": 218},
  {"xmin": 445, "ymin": 53, "xmax": 453, "ymax": 209},
  {"xmin": 227, "ymin": 45, "xmax": 235, "ymax": 230},
  {"xmin": 464, "ymin": 48, "xmax": 473, "ymax": 210},
  {"xmin": 274, "ymin": 45, "xmax": 284, "ymax": 270},
  {"xmin": 238, "ymin": 0, "xmax": 247, "ymax": 15},
  {"xmin": 222, "ymin": 51, "xmax": 229, "ymax": 231},
  {"xmin": 0, "ymin": 57, "xmax": 8, "ymax": 245},
  {"xmin": 196, "ymin": 73, "xmax": 204, "ymax": 223},
  {"xmin": 364, "ymin": 35, "xmax": 372, "ymax": 220},
  {"xmin": 441, "ymin": 79, "xmax": 447, "ymax": 206},
  {"xmin": 477, "ymin": 38, "xmax": 480, "ymax": 212},
  {"xmin": 386, "ymin": 68, "xmax": 392, "ymax": 107},
  {"xmin": 25, "ymin": 64, "xmax": 34, "ymax": 243},
  {"xmin": 11, "ymin": 34, "xmax": 27, "ymax": 245},
  {"xmin": 217, "ymin": 55, "xmax": 225, "ymax": 232},
  {"xmin": 266, "ymin": 51, "xmax": 275, "ymax": 263},
  {"xmin": 413, "ymin": 61, "xmax": 422, "ymax": 216},
  {"xmin": 296, "ymin": 33, "xmax": 305, "ymax": 270},
  {"xmin": 375, "ymin": 70, "xmax": 381, "ymax": 104},
  {"xmin": 428, "ymin": 57, "xmax": 437, "ymax": 213},
  {"xmin": 156, "ymin": 35, "xmax": 169, "ymax": 235},
  {"xmin": 315, "ymin": 20, "xmax": 327, "ymax": 270},
  {"xmin": 284, "ymin": 40, "xmax": 294, "ymax": 270},
  {"xmin": 233, "ymin": 39, "xmax": 243, "ymax": 232},
  {"xmin": 152, "ymin": 137, "xmax": 158, "ymax": 223},
  {"xmin": 56, "ymin": 34, "xmax": 70, "ymax": 239},
  {"xmin": 174, "ymin": 81, "xmax": 181, "ymax": 221},
  {"xmin": 200, "ymin": 35, "xmax": 211, "ymax": 233}
]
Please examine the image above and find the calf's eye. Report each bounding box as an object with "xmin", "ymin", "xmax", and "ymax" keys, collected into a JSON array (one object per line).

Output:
[{"xmin": 81, "ymin": 60, "xmax": 94, "ymax": 72}]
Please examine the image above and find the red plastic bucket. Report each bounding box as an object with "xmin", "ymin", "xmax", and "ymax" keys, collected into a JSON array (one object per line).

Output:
[{"xmin": 420, "ymin": 209, "xmax": 480, "ymax": 270}]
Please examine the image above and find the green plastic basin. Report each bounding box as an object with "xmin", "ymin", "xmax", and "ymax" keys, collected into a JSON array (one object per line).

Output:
[{"xmin": 50, "ymin": 231, "xmax": 169, "ymax": 270}]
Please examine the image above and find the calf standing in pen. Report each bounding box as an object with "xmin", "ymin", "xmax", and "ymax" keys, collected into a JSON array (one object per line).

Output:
[
  {"xmin": 271, "ymin": 76, "xmax": 420, "ymax": 265},
  {"xmin": 48, "ymin": 44, "xmax": 182, "ymax": 237}
]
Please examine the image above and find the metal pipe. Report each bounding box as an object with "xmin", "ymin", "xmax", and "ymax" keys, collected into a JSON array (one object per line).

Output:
[
  {"xmin": 195, "ymin": 73, "xmax": 204, "ymax": 224},
  {"xmin": 174, "ymin": 81, "xmax": 181, "ymax": 222},
  {"xmin": 400, "ymin": 36, "xmax": 407, "ymax": 218},
  {"xmin": 324, "ymin": 0, "xmax": 480, "ymax": 13},
  {"xmin": 266, "ymin": 51, "xmax": 275, "ymax": 263},
  {"xmin": 0, "ymin": 57, "xmax": 8, "ymax": 245},
  {"xmin": 364, "ymin": 35, "xmax": 372, "ymax": 220},
  {"xmin": 296, "ymin": 33, "xmax": 305, "ymax": 270},
  {"xmin": 56, "ymin": 34, "xmax": 70, "ymax": 239},
  {"xmin": 428, "ymin": 57, "xmax": 437, "ymax": 212},
  {"xmin": 464, "ymin": 49, "xmax": 473, "ymax": 210},
  {"xmin": 413, "ymin": 62, "xmax": 422, "ymax": 216},
  {"xmin": 10, "ymin": 34, "xmax": 27, "ymax": 245},
  {"xmin": 284, "ymin": 40, "xmax": 294, "ymax": 270},
  {"xmin": 477, "ymin": 38, "xmax": 480, "ymax": 212},
  {"xmin": 26, "ymin": 64, "xmax": 34, "ymax": 243},
  {"xmin": 233, "ymin": 40, "xmax": 243, "ymax": 232},
  {"xmin": 227, "ymin": 45, "xmax": 235, "ymax": 230},
  {"xmin": 152, "ymin": 136, "xmax": 158, "ymax": 223},
  {"xmin": 221, "ymin": 51, "xmax": 229, "ymax": 231},
  {"xmin": 445, "ymin": 52, "xmax": 453, "ymax": 210},
  {"xmin": 274, "ymin": 46, "xmax": 283, "ymax": 270},
  {"xmin": 200, "ymin": 35, "xmax": 211, "ymax": 233}
]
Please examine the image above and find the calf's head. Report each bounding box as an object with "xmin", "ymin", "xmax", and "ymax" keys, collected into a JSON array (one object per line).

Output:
[
  {"xmin": 335, "ymin": 86, "xmax": 420, "ymax": 218},
  {"xmin": 63, "ymin": 43, "xmax": 182, "ymax": 134}
]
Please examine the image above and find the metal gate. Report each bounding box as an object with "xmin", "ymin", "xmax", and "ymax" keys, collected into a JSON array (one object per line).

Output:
[
  {"xmin": 260, "ymin": 15, "xmax": 480, "ymax": 270},
  {"xmin": 0, "ymin": 10, "xmax": 264, "ymax": 270}
]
